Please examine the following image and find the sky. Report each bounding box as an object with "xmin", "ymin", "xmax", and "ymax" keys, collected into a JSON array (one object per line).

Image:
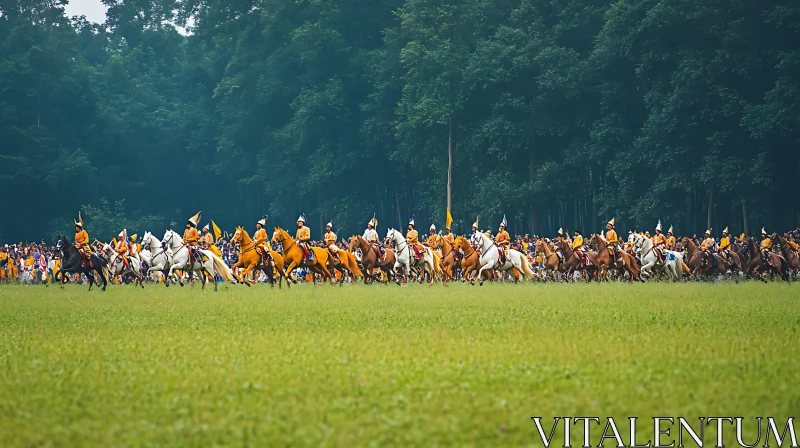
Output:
[{"xmin": 64, "ymin": 0, "xmax": 108, "ymax": 23}]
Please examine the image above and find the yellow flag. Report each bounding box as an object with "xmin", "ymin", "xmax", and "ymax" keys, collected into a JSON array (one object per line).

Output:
[
  {"xmin": 446, "ymin": 209, "xmax": 453, "ymax": 229},
  {"xmin": 211, "ymin": 220, "xmax": 222, "ymax": 242}
]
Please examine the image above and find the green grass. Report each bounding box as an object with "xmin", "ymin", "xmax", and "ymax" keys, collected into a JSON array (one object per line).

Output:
[{"xmin": 0, "ymin": 282, "xmax": 798, "ymax": 447}]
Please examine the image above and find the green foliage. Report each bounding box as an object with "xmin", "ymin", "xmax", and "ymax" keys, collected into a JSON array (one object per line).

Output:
[
  {"xmin": 48, "ymin": 198, "xmax": 165, "ymax": 241},
  {"xmin": 0, "ymin": 283, "xmax": 798, "ymax": 445},
  {"xmin": 1, "ymin": 0, "xmax": 799, "ymax": 241}
]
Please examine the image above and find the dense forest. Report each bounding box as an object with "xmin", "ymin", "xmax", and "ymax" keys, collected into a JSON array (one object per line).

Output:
[{"xmin": 1, "ymin": 0, "xmax": 799, "ymax": 242}]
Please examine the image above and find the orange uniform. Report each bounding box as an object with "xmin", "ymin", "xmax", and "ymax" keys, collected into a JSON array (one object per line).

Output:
[
  {"xmin": 254, "ymin": 228, "xmax": 268, "ymax": 246},
  {"xmin": 296, "ymin": 226, "xmax": 310, "ymax": 242},
  {"xmin": 183, "ymin": 227, "xmax": 199, "ymax": 246},
  {"xmin": 75, "ymin": 230, "xmax": 89, "ymax": 249},
  {"xmin": 495, "ymin": 229, "xmax": 510, "ymax": 248},
  {"xmin": 605, "ymin": 229, "xmax": 618, "ymax": 245}
]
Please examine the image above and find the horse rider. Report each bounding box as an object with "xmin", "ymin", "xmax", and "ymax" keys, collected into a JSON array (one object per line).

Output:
[
  {"xmin": 406, "ymin": 216, "xmax": 424, "ymax": 259},
  {"xmin": 184, "ymin": 211, "xmax": 202, "ymax": 264},
  {"xmin": 652, "ymin": 220, "xmax": 667, "ymax": 262},
  {"xmin": 296, "ymin": 214, "xmax": 312, "ymax": 261},
  {"xmin": 495, "ymin": 216, "xmax": 510, "ymax": 264},
  {"xmin": 200, "ymin": 224, "xmax": 214, "ymax": 250},
  {"xmin": 605, "ymin": 218, "xmax": 619, "ymax": 258},
  {"xmin": 469, "ymin": 220, "xmax": 479, "ymax": 246},
  {"xmin": 324, "ymin": 222, "xmax": 340, "ymax": 263},
  {"xmin": 699, "ymin": 229, "xmax": 716, "ymax": 258},
  {"xmin": 718, "ymin": 227, "xmax": 732, "ymax": 264},
  {"xmin": 666, "ymin": 226, "xmax": 676, "ymax": 249},
  {"xmin": 443, "ymin": 226, "xmax": 454, "ymax": 245},
  {"xmin": 129, "ymin": 234, "xmax": 140, "ymax": 262},
  {"xmin": 74, "ymin": 212, "xmax": 92, "ymax": 266},
  {"xmin": 116, "ymin": 229, "xmax": 131, "ymax": 270},
  {"xmin": 572, "ymin": 230, "xmax": 587, "ymax": 264},
  {"xmin": 428, "ymin": 224, "xmax": 442, "ymax": 250},
  {"xmin": 760, "ymin": 228, "xmax": 773, "ymax": 266},
  {"xmin": 254, "ymin": 215, "xmax": 272, "ymax": 264},
  {"xmin": 554, "ymin": 228, "xmax": 566, "ymax": 262},
  {"xmin": 363, "ymin": 216, "xmax": 384, "ymax": 259},
  {"xmin": 788, "ymin": 233, "xmax": 799, "ymax": 252}
]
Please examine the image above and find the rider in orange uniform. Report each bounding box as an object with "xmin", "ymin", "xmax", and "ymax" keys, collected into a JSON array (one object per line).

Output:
[
  {"xmin": 116, "ymin": 229, "xmax": 130, "ymax": 270},
  {"xmin": 74, "ymin": 212, "xmax": 92, "ymax": 266},
  {"xmin": 324, "ymin": 222, "xmax": 339, "ymax": 263},
  {"xmin": 495, "ymin": 216, "xmax": 510, "ymax": 263},
  {"xmin": 254, "ymin": 216, "xmax": 271, "ymax": 263},
  {"xmin": 296, "ymin": 214, "xmax": 312, "ymax": 260},
  {"xmin": 760, "ymin": 228, "xmax": 773, "ymax": 266},
  {"xmin": 406, "ymin": 217, "xmax": 424, "ymax": 258},
  {"xmin": 652, "ymin": 220, "xmax": 667, "ymax": 261},
  {"xmin": 605, "ymin": 218, "xmax": 619, "ymax": 257},
  {"xmin": 718, "ymin": 227, "xmax": 732, "ymax": 264},
  {"xmin": 184, "ymin": 211, "xmax": 201, "ymax": 263},
  {"xmin": 666, "ymin": 226, "xmax": 676, "ymax": 249}
]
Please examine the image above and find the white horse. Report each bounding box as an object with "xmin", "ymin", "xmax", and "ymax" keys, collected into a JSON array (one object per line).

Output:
[
  {"xmin": 635, "ymin": 233, "xmax": 688, "ymax": 281},
  {"xmin": 139, "ymin": 231, "xmax": 180, "ymax": 286},
  {"xmin": 161, "ymin": 230, "xmax": 234, "ymax": 291},
  {"xmin": 100, "ymin": 243, "xmax": 145, "ymax": 288},
  {"xmin": 472, "ymin": 232, "xmax": 535, "ymax": 285},
  {"xmin": 385, "ymin": 228, "xmax": 436, "ymax": 285}
]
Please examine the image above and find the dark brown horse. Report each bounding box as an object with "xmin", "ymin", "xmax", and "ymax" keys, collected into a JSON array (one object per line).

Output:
[
  {"xmin": 556, "ymin": 239, "xmax": 596, "ymax": 282},
  {"xmin": 742, "ymin": 237, "xmax": 788, "ymax": 282},
  {"xmin": 771, "ymin": 233, "xmax": 800, "ymax": 273},
  {"xmin": 348, "ymin": 235, "xmax": 396, "ymax": 284},
  {"xmin": 588, "ymin": 235, "xmax": 640, "ymax": 282}
]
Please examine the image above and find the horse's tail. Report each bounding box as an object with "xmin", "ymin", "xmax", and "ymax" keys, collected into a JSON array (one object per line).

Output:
[
  {"xmin": 211, "ymin": 254, "xmax": 234, "ymax": 283},
  {"xmin": 681, "ymin": 259, "xmax": 691, "ymax": 275},
  {"xmin": 520, "ymin": 254, "xmax": 535, "ymax": 279},
  {"xmin": 350, "ymin": 254, "xmax": 364, "ymax": 279}
]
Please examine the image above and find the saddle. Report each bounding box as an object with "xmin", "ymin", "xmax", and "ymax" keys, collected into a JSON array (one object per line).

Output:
[
  {"xmin": 258, "ymin": 245, "xmax": 273, "ymax": 264},
  {"xmin": 189, "ymin": 247, "xmax": 207, "ymax": 264},
  {"xmin": 412, "ymin": 244, "xmax": 425, "ymax": 260},
  {"xmin": 577, "ymin": 250, "xmax": 590, "ymax": 266},
  {"xmin": 301, "ymin": 244, "xmax": 314, "ymax": 261},
  {"xmin": 497, "ymin": 247, "xmax": 506, "ymax": 265},
  {"xmin": 654, "ymin": 247, "xmax": 664, "ymax": 262}
]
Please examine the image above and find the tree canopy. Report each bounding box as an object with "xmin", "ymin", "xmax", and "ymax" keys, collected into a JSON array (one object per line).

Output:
[{"xmin": 1, "ymin": 0, "xmax": 798, "ymax": 242}]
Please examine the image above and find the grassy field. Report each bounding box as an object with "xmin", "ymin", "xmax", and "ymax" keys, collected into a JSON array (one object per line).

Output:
[{"xmin": 0, "ymin": 282, "xmax": 798, "ymax": 447}]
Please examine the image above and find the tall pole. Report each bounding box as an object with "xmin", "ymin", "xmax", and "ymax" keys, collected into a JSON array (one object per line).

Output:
[{"xmin": 447, "ymin": 121, "xmax": 453, "ymax": 212}]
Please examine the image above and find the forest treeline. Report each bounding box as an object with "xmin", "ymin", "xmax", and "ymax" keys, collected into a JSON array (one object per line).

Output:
[{"xmin": 1, "ymin": 0, "xmax": 798, "ymax": 242}]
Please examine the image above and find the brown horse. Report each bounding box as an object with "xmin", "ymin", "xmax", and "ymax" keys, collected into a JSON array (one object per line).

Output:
[
  {"xmin": 230, "ymin": 227, "xmax": 286, "ymax": 288},
  {"xmin": 742, "ymin": 237, "xmax": 787, "ymax": 282},
  {"xmin": 427, "ymin": 236, "xmax": 458, "ymax": 283},
  {"xmin": 348, "ymin": 235, "xmax": 396, "ymax": 284},
  {"xmin": 534, "ymin": 239, "xmax": 562, "ymax": 282},
  {"xmin": 556, "ymin": 239, "xmax": 596, "ymax": 282},
  {"xmin": 771, "ymin": 233, "xmax": 800, "ymax": 273},
  {"xmin": 454, "ymin": 235, "xmax": 492, "ymax": 282},
  {"xmin": 271, "ymin": 227, "xmax": 334, "ymax": 285},
  {"xmin": 327, "ymin": 244, "xmax": 364, "ymax": 285},
  {"xmin": 588, "ymin": 235, "xmax": 640, "ymax": 282}
]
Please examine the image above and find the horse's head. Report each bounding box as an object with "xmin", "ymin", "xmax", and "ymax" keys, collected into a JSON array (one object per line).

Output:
[
  {"xmin": 348, "ymin": 235, "xmax": 358, "ymax": 251},
  {"xmin": 231, "ymin": 227, "xmax": 243, "ymax": 245},
  {"xmin": 161, "ymin": 229, "xmax": 177, "ymax": 248},
  {"xmin": 56, "ymin": 236, "xmax": 70, "ymax": 252},
  {"xmin": 271, "ymin": 227, "xmax": 288, "ymax": 244}
]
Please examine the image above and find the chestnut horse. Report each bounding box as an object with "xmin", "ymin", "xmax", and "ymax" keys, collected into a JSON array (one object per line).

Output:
[
  {"xmin": 454, "ymin": 235, "xmax": 492, "ymax": 282},
  {"xmin": 534, "ymin": 239, "xmax": 562, "ymax": 282},
  {"xmin": 348, "ymin": 235, "xmax": 396, "ymax": 284},
  {"xmin": 271, "ymin": 227, "xmax": 334, "ymax": 285},
  {"xmin": 588, "ymin": 234, "xmax": 640, "ymax": 282},
  {"xmin": 427, "ymin": 236, "xmax": 458, "ymax": 283},
  {"xmin": 328, "ymin": 243, "xmax": 364, "ymax": 285},
  {"xmin": 230, "ymin": 227, "xmax": 285, "ymax": 288}
]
